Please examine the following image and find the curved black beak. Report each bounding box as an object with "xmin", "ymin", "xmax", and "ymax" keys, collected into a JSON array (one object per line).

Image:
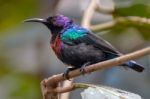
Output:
[
  {"xmin": 23, "ymin": 18, "xmax": 53, "ymax": 33},
  {"xmin": 24, "ymin": 18, "xmax": 48, "ymax": 24}
]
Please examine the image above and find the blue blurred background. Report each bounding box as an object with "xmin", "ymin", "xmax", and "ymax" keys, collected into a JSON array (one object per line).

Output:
[{"xmin": 0, "ymin": 0, "xmax": 150, "ymax": 99}]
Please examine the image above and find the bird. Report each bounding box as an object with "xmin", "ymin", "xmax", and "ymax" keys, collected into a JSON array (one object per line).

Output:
[{"xmin": 24, "ymin": 15, "xmax": 144, "ymax": 79}]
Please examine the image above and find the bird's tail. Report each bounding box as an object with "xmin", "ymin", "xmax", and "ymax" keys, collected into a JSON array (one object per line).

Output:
[{"xmin": 123, "ymin": 60, "xmax": 144, "ymax": 72}]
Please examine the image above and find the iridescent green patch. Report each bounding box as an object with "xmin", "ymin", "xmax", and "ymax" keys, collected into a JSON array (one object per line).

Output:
[{"xmin": 61, "ymin": 28, "xmax": 87, "ymax": 41}]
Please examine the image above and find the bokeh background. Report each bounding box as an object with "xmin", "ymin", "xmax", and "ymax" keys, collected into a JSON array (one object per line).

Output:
[{"xmin": 0, "ymin": 0, "xmax": 150, "ymax": 99}]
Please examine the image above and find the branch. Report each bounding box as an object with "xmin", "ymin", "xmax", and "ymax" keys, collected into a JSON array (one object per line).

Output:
[
  {"xmin": 90, "ymin": 16, "xmax": 150, "ymax": 32},
  {"xmin": 81, "ymin": 0, "xmax": 115, "ymax": 28},
  {"xmin": 53, "ymin": 83, "xmax": 89, "ymax": 93},
  {"xmin": 81, "ymin": 0, "xmax": 97, "ymax": 28},
  {"xmin": 41, "ymin": 47, "xmax": 150, "ymax": 97},
  {"xmin": 59, "ymin": 80, "xmax": 73, "ymax": 99}
]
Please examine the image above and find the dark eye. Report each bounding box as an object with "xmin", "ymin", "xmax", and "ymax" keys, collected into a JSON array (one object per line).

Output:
[
  {"xmin": 47, "ymin": 16, "xmax": 52, "ymax": 21},
  {"xmin": 69, "ymin": 19, "xmax": 73, "ymax": 24}
]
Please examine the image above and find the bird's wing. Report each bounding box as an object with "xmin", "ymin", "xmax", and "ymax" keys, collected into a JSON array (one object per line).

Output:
[
  {"xmin": 61, "ymin": 26, "xmax": 121, "ymax": 55},
  {"xmin": 80, "ymin": 32, "xmax": 121, "ymax": 55}
]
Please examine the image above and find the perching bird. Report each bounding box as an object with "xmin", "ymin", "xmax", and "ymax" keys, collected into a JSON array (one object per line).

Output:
[{"xmin": 25, "ymin": 15, "xmax": 144, "ymax": 78}]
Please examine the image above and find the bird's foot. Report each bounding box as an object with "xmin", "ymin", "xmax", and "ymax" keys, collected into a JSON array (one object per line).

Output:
[
  {"xmin": 63, "ymin": 67, "xmax": 77, "ymax": 80},
  {"xmin": 80, "ymin": 62, "xmax": 91, "ymax": 75}
]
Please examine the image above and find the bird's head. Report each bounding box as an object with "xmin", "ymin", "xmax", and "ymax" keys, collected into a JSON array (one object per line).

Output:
[{"xmin": 24, "ymin": 15, "xmax": 73, "ymax": 34}]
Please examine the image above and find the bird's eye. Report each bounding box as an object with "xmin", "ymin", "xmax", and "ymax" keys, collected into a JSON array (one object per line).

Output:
[{"xmin": 69, "ymin": 19, "xmax": 73, "ymax": 24}]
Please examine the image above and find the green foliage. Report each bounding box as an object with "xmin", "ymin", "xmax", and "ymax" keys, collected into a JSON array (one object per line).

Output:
[
  {"xmin": 9, "ymin": 73, "xmax": 41, "ymax": 99},
  {"xmin": 0, "ymin": 57, "xmax": 11, "ymax": 76},
  {"xmin": 0, "ymin": 73, "xmax": 42, "ymax": 99},
  {"xmin": 0, "ymin": 49, "xmax": 41, "ymax": 99},
  {"xmin": 114, "ymin": 4, "xmax": 150, "ymax": 17},
  {"xmin": 0, "ymin": 0, "xmax": 38, "ymax": 33},
  {"xmin": 110, "ymin": 1, "xmax": 150, "ymax": 40}
]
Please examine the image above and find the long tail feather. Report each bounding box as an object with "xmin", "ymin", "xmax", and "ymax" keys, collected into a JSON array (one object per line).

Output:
[{"xmin": 124, "ymin": 61, "xmax": 144, "ymax": 72}]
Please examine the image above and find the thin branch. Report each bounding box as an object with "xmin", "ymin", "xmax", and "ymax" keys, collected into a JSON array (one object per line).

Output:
[
  {"xmin": 54, "ymin": 83, "xmax": 89, "ymax": 93},
  {"xmin": 90, "ymin": 16, "xmax": 150, "ymax": 32},
  {"xmin": 81, "ymin": 0, "xmax": 97, "ymax": 28},
  {"xmin": 81, "ymin": 0, "xmax": 115, "ymax": 28},
  {"xmin": 90, "ymin": 20, "xmax": 116, "ymax": 32},
  {"xmin": 59, "ymin": 80, "xmax": 73, "ymax": 99},
  {"xmin": 41, "ymin": 47, "xmax": 150, "ymax": 95}
]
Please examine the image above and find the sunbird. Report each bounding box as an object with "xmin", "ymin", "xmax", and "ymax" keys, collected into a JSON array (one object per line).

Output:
[{"xmin": 25, "ymin": 15, "xmax": 144, "ymax": 78}]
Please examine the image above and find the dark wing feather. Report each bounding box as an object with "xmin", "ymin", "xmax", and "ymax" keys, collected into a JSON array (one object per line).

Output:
[
  {"xmin": 61, "ymin": 25, "xmax": 121, "ymax": 56},
  {"xmin": 73, "ymin": 31, "xmax": 121, "ymax": 56},
  {"xmin": 85, "ymin": 32, "xmax": 120, "ymax": 55}
]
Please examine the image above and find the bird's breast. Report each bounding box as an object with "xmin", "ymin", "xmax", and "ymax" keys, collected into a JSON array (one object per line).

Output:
[{"xmin": 50, "ymin": 35, "xmax": 62, "ymax": 56}]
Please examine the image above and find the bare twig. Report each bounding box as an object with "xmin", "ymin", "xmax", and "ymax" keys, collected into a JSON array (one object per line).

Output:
[
  {"xmin": 81, "ymin": 0, "xmax": 97, "ymax": 28},
  {"xmin": 59, "ymin": 80, "xmax": 73, "ymax": 99},
  {"xmin": 90, "ymin": 16, "xmax": 150, "ymax": 32},
  {"xmin": 54, "ymin": 83, "xmax": 89, "ymax": 93},
  {"xmin": 91, "ymin": 20, "xmax": 116, "ymax": 32},
  {"xmin": 41, "ymin": 47, "xmax": 150, "ymax": 97},
  {"xmin": 81, "ymin": 0, "xmax": 115, "ymax": 29}
]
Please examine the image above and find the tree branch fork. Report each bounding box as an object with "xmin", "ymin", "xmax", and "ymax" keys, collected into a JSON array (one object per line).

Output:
[{"xmin": 41, "ymin": 47, "xmax": 150, "ymax": 99}]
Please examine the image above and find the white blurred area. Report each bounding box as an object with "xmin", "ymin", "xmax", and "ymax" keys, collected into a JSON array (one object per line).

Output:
[{"xmin": 81, "ymin": 86, "xmax": 142, "ymax": 99}]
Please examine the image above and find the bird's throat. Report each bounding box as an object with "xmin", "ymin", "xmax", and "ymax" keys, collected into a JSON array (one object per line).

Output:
[{"xmin": 50, "ymin": 35, "xmax": 62, "ymax": 56}]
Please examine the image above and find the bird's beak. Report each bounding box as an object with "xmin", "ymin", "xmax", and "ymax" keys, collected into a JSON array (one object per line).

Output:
[{"xmin": 24, "ymin": 18, "xmax": 48, "ymax": 24}]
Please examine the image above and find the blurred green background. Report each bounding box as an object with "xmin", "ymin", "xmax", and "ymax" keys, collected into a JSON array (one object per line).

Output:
[{"xmin": 0, "ymin": 0, "xmax": 150, "ymax": 99}]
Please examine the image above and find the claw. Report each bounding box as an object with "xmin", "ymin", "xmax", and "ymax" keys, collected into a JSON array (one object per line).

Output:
[
  {"xmin": 63, "ymin": 67, "xmax": 77, "ymax": 80},
  {"xmin": 79, "ymin": 62, "xmax": 91, "ymax": 75},
  {"xmin": 63, "ymin": 69, "xmax": 70, "ymax": 80},
  {"xmin": 80, "ymin": 67, "xmax": 86, "ymax": 75}
]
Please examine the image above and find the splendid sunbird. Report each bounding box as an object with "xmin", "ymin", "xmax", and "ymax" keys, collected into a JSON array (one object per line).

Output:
[{"xmin": 25, "ymin": 15, "xmax": 144, "ymax": 79}]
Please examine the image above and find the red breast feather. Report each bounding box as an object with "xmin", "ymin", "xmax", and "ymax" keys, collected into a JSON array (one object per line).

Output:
[{"xmin": 51, "ymin": 35, "xmax": 62, "ymax": 56}]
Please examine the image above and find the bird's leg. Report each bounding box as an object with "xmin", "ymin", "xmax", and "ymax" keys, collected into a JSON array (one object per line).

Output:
[
  {"xmin": 63, "ymin": 67, "xmax": 78, "ymax": 80},
  {"xmin": 80, "ymin": 62, "xmax": 91, "ymax": 75}
]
